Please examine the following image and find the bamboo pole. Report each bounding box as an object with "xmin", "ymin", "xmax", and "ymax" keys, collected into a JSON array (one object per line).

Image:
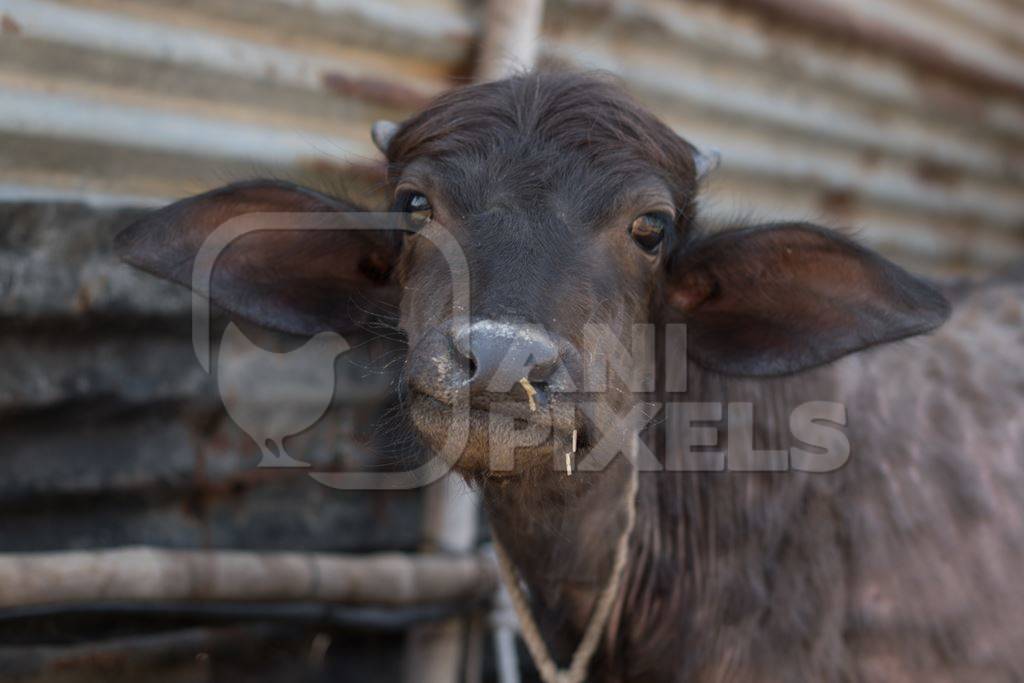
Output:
[
  {"xmin": 475, "ymin": 0, "xmax": 546, "ymax": 81},
  {"xmin": 404, "ymin": 3, "xmax": 547, "ymax": 681},
  {"xmin": 403, "ymin": 475, "xmax": 483, "ymax": 682},
  {"xmin": 0, "ymin": 547, "xmax": 495, "ymax": 608}
]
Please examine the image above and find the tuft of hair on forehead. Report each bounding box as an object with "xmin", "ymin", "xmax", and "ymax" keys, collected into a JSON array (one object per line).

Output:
[{"xmin": 385, "ymin": 71, "xmax": 700, "ymax": 201}]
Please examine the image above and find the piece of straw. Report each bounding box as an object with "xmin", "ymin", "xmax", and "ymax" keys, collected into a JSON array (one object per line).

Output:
[
  {"xmin": 518, "ymin": 377, "xmax": 538, "ymax": 412},
  {"xmin": 565, "ymin": 429, "xmax": 579, "ymax": 476}
]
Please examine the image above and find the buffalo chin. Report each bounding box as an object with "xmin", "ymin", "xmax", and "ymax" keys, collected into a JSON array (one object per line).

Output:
[{"xmin": 408, "ymin": 392, "xmax": 574, "ymax": 477}]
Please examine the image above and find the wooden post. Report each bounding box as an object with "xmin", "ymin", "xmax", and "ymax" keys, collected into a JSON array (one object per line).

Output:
[
  {"xmin": 475, "ymin": 0, "xmax": 546, "ymax": 81},
  {"xmin": 487, "ymin": 545, "xmax": 522, "ymax": 683},
  {"xmin": 403, "ymin": 475, "xmax": 482, "ymax": 683},
  {"xmin": 0, "ymin": 547, "xmax": 496, "ymax": 607},
  {"xmin": 403, "ymin": 2, "xmax": 547, "ymax": 680}
]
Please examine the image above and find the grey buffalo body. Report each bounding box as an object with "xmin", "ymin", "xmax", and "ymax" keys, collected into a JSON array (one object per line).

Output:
[
  {"xmin": 488, "ymin": 280, "xmax": 1024, "ymax": 682},
  {"xmin": 116, "ymin": 72, "xmax": 1024, "ymax": 681}
]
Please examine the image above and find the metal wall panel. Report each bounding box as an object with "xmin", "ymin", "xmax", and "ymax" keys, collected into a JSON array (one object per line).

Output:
[
  {"xmin": 0, "ymin": 3, "xmax": 1021, "ymax": 677},
  {"xmin": 542, "ymin": 0, "xmax": 1024, "ymax": 274},
  {"xmin": 0, "ymin": 0, "xmax": 1021, "ymax": 270},
  {"xmin": 0, "ymin": 0, "xmax": 473, "ymax": 203}
]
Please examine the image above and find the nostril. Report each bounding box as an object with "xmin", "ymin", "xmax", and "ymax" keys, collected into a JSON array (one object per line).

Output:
[
  {"xmin": 529, "ymin": 380, "xmax": 550, "ymax": 407},
  {"xmin": 453, "ymin": 320, "xmax": 562, "ymax": 392},
  {"xmin": 527, "ymin": 360, "xmax": 554, "ymax": 380},
  {"xmin": 525, "ymin": 351, "xmax": 559, "ymax": 384},
  {"xmin": 452, "ymin": 326, "xmax": 477, "ymax": 378}
]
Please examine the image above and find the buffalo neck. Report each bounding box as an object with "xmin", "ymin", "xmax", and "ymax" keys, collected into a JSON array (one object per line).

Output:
[{"xmin": 476, "ymin": 359, "xmax": 844, "ymax": 678}]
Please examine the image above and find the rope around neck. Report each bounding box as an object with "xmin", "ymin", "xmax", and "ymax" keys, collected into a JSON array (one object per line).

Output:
[{"xmin": 492, "ymin": 452, "xmax": 640, "ymax": 683}]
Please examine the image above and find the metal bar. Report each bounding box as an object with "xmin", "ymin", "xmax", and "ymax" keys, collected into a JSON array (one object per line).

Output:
[
  {"xmin": 0, "ymin": 600, "xmax": 476, "ymax": 632},
  {"xmin": 0, "ymin": 623, "xmax": 293, "ymax": 682},
  {"xmin": 0, "ymin": 547, "xmax": 497, "ymax": 609}
]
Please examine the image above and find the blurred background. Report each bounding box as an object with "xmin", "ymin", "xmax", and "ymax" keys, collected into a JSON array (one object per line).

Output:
[{"xmin": 0, "ymin": 0, "xmax": 1022, "ymax": 681}]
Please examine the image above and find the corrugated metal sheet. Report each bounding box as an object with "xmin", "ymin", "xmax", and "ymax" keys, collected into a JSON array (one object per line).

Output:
[
  {"xmin": 0, "ymin": 0, "xmax": 469, "ymax": 203},
  {"xmin": 0, "ymin": 199, "xmax": 427, "ymax": 679},
  {"xmin": 1, "ymin": 0, "xmax": 1022, "ymax": 273},
  {"xmin": 0, "ymin": 3, "xmax": 1021, "ymax": 679},
  {"xmin": 541, "ymin": 0, "xmax": 1024, "ymax": 273}
]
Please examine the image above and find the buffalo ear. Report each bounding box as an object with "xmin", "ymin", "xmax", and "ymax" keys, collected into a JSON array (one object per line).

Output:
[
  {"xmin": 663, "ymin": 222, "xmax": 950, "ymax": 376},
  {"xmin": 115, "ymin": 180, "xmax": 400, "ymax": 336}
]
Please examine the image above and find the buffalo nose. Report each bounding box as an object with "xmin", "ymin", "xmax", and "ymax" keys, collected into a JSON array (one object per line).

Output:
[{"xmin": 453, "ymin": 320, "xmax": 560, "ymax": 392}]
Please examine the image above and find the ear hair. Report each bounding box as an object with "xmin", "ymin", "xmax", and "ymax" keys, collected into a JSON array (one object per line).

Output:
[
  {"xmin": 693, "ymin": 147, "xmax": 721, "ymax": 181},
  {"xmin": 371, "ymin": 120, "xmax": 399, "ymax": 155}
]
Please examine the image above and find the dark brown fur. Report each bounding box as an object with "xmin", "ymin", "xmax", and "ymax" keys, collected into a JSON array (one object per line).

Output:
[
  {"xmin": 116, "ymin": 71, "xmax": 1022, "ymax": 681},
  {"xmin": 487, "ymin": 297, "xmax": 1024, "ymax": 681}
]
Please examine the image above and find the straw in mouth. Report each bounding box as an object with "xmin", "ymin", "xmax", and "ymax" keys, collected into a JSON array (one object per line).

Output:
[
  {"xmin": 518, "ymin": 377, "xmax": 539, "ymax": 412},
  {"xmin": 565, "ymin": 428, "xmax": 578, "ymax": 476}
]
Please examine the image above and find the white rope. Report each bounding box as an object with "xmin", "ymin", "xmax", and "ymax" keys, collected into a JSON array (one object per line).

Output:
[{"xmin": 491, "ymin": 437, "xmax": 640, "ymax": 683}]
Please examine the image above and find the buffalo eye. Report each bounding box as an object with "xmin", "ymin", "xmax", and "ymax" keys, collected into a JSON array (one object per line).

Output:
[
  {"xmin": 398, "ymin": 191, "xmax": 432, "ymax": 228},
  {"xmin": 629, "ymin": 213, "xmax": 669, "ymax": 252}
]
